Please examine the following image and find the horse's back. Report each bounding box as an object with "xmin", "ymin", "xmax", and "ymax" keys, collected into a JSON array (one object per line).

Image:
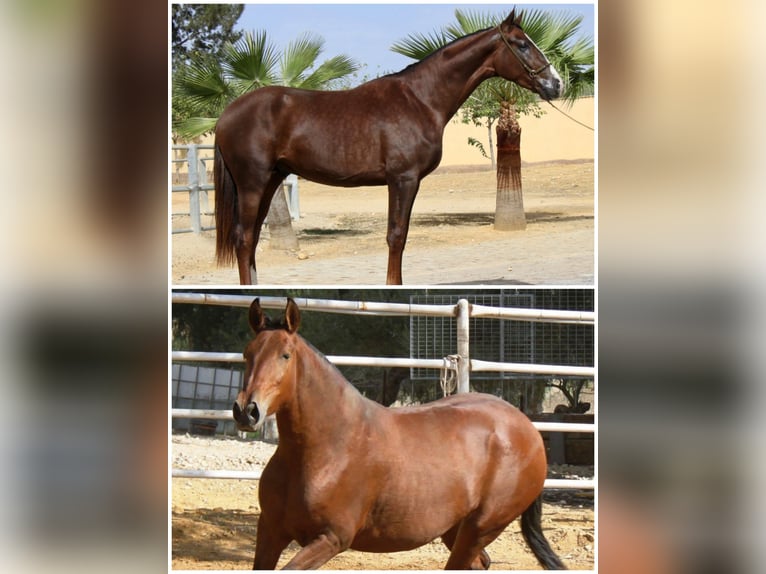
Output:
[{"xmin": 394, "ymin": 393, "xmax": 535, "ymax": 435}]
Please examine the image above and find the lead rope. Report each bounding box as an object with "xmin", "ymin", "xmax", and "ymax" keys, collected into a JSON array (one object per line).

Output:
[
  {"xmin": 546, "ymin": 100, "xmax": 595, "ymax": 131},
  {"xmin": 440, "ymin": 355, "xmax": 460, "ymax": 397}
]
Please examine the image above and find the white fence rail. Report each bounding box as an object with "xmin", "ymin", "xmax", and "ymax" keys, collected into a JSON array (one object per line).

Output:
[
  {"xmin": 169, "ymin": 465, "xmax": 595, "ymax": 491},
  {"xmin": 171, "ymin": 351, "xmax": 594, "ymax": 378},
  {"xmin": 171, "ymin": 145, "xmax": 300, "ymax": 234},
  {"xmin": 170, "ymin": 408, "xmax": 594, "ymax": 434},
  {"xmin": 171, "ymin": 292, "xmax": 595, "ymax": 324},
  {"xmin": 172, "ymin": 294, "xmax": 595, "ymax": 490}
]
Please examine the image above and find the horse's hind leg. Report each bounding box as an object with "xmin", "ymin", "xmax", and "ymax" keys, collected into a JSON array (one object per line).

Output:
[
  {"xmin": 441, "ymin": 525, "xmax": 493, "ymax": 570},
  {"xmin": 235, "ymin": 173, "xmax": 284, "ymax": 284}
]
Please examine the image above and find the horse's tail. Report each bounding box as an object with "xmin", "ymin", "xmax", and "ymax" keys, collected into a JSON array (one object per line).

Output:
[
  {"xmin": 520, "ymin": 494, "xmax": 568, "ymax": 570},
  {"xmin": 214, "ymin": 143, "xmax": 238, "ymax": 267}
]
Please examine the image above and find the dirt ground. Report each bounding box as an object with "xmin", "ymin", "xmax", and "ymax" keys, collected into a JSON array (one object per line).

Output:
[
  {"xmin": 171, "ymin": 161, "xmax": 593, "ymax": 286},
  {"xmin": 172, "ymin": 475, "xmax": 594, "ymax": 571}
]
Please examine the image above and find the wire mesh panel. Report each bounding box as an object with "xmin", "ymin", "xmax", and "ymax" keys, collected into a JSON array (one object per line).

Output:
[
  {"xmin": 171, "ymin": 364, "xmax": 243, "ymax": 435},
  {"xmin": 410, "ymin": 291, "xmax": 538, "ymax": 380},
  {"xmin": 409, "ymin": 290, "xmax": 594, "ymax": 407}
]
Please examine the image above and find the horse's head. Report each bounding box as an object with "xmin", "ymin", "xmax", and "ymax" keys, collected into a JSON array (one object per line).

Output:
[
  {"xmin": 232, "ymin": 298, "xmax": 301, "ymax": 432},
  {"xmin": 494, "ymin": 9, "xmax": 562, "ymax": 101}
]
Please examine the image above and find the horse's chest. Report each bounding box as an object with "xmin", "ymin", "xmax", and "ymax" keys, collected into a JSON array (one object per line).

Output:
[{"xmin": 264, "ymin": 457, "xmax": 358, "ymax": 519}]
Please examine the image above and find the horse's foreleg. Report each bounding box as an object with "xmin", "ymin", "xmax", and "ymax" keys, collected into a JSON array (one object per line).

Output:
[
  {"xmin": 442, "ymin": 526, "xmax": 491, "ymax": 570},
  {"xmin": 385, "ymin": 175, "xmax": 420, "ymax": 285},
  {"xmin": 280, "ymin": 532, "xmax": 347, "ymax": 570},
  {"xmin": 443, "ymin": 519, "xmax": 505, "ymax": 570},
  {"xmin": 252, "ymin": 513, "xmax": 291, "ymax": 570}
]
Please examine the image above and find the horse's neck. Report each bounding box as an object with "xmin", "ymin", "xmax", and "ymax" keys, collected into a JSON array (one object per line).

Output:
[
  {"xmin": 276, "ymin": 340, "xmax": 372, "ymax": 449},
  {"xmin": 403, "ymin": 28, "xmax": 498, "ymax": 124}
]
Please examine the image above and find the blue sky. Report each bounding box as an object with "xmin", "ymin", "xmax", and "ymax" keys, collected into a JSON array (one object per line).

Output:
[{"xmin": 236, "ymin": 3, "xmax": 595, "ymax": 80}]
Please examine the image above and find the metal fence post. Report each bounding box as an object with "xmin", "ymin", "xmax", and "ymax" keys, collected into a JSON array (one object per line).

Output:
[
  {"xmin": 456, "ymin": 298, "xmax": 470, "ymax": 393},
  {"xmin": 197, "ymin": 150, "xmax": 210, "ymax": 216},
  {"xmin": 187, "ymin": 145, "xmax": 201, "ymax": 234}
]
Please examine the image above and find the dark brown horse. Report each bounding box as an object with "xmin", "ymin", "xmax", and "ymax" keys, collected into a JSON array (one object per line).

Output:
[
  {"xmin": 215, "ymin": 9, "xmax": 562, "ymax": 285},
  {"xmin": 233, "ymin": 298, "xmax": 567, "ymax": 570}
]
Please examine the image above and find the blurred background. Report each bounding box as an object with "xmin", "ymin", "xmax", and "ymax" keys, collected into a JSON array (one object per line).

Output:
[{"xmin": 1, "ymin": 0, "xmax": 765, "ymax": 573}]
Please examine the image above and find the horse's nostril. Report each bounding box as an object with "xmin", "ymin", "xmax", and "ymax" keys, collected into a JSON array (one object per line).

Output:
[{"xmin": 246, "ymin": 402, "xmax": 259, "ymax": 422}]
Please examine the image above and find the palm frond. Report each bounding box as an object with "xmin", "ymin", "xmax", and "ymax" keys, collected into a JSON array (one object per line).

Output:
[
  {"xmin": 175, "ymin": 60, "xmax": 232, "ymax": 115},
  {"xmin": 280, "ymin": 33, "xmax": 324, "ymax": 86},
  {"xmin": 521, "ymin": 9, "xmax": 583, "ymax": 52},
  {"xmin": 390, "ymin": 30, "xmax": 451, "ymax": 60},
  {"xmin": 452, "ymin": 8, "xmax": 498, "ymax": 35},
  {"xmin": 223, "ymin": 30, "xmax": 279, "ymax": 93},
  {"xmin": 300, "ymin": 55, "xmax": 361, "ymax": 90},
  {"xmin": 174, "ymin": 116, "xmax": 219, "ymax": 139}
]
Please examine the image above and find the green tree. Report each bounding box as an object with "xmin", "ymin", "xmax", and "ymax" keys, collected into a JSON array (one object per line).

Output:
[
  {"xmin": 173, "ymin": 30, "xmax": 360, "ymax": 250},
  {"xmin": 392, "ymin": 8, "xmax": 594, "ymax": 231},
  {"xmin": 171, "ymin": 4, "xmax": 244, "ymax": 133},
  {"xmin": 172, "ymin": 4, "xmax": 244, "ymax": 70}
]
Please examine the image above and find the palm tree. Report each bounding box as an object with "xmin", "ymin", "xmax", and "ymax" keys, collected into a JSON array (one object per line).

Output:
[
  {"xmin": 173, "ymin": 31, "xmax": 360, "ymax": 249},
  {"xmin": 392, "ymin": 8, "xmax": 594, "ymax": 231}
]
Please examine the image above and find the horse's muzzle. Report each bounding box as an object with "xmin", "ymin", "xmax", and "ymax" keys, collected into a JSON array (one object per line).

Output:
[
  {"xmin": 538, "ymin": 77, "xmax": 561, "ymax": 101},
  {"xmin": 233, "ymin": 400, "xmax": 260, "ymax": 431},
  {"xmin": 538, "ymin": 73, "xmax": 562, "ymax": 101}
]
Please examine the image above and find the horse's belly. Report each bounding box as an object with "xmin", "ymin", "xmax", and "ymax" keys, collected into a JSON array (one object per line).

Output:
[
  {"xmin": 349, "ymin": 523, "xmax": 443, "ymax": 553},
  {"xmin": 291, "ymin": 164, "xmax": 388, "ymax": 188},
  {"xmin": 350, "ymin": 484, "xmax": 473, "ymax": 553}
]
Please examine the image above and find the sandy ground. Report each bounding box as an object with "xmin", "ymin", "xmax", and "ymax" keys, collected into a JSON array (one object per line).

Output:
[
  {"xmin": 171, "ymin": 161, "xmax": 593, "ymax": 286},
  {"xmin": 171, "ymin": 435, "xmax": 595, "ymax": 570}
]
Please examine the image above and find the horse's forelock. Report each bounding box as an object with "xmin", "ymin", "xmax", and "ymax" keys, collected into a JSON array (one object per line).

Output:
[{"xmin": 261, "ymin": 316, "xmax": 289, "ymax": 331}]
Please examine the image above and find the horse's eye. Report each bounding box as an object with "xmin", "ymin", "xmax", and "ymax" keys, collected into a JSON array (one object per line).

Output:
[{"xmin": 282, "ymin": 353, "xmax": 291, "ymax": 360}]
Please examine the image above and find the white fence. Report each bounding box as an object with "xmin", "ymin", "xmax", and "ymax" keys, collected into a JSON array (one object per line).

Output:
[
  {"xmin": 171, "ymin": 293, "xmax": 595, "ymax": 490},
  {"xmin": 171, "ymin": 144, "xmax": 300, "ymax": 234},
  {"xmin": 172, "ymin": 144, "xmax": 215, "ymax": 234}
]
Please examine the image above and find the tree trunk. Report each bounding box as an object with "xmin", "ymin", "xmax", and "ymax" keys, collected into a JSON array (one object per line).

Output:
[
  {"xmin": 267, "ymin": 183, "xmax": 299, "ymax": 250},
  {"xmin": 486, "ymin": 120, "xmax": 496, "ymax": 169},
  {"xmin": 494, "ymin": 101, "xmax": 526, "ymax": 231}
]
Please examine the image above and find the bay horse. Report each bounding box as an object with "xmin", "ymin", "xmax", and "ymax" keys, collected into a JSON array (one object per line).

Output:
[
  {"xmin": 233, "ymin": 298, "xmax": 567, "ymax": 570},
  {"xmin": 215, "ymin": 9, "xmax": 562, "ymax": 285}
]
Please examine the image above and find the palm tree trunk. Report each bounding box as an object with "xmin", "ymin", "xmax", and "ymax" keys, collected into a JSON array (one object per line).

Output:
[
  {"xmin": 494, "ymin": 101, "xmax": 526, "ymax": 231},
  {"xmin": 267, "ymin": 183, "xmax": 299, "ymax": 250}
]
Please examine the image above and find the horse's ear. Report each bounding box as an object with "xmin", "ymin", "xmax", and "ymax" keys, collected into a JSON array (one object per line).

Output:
[
  {"xmin": 284, "ymin": 298, "xmax": 301, "ymax": 334},
  {"xmin": 249, "ymin": 298, "xmax": 267, "ymax": 333},
  {"xmin": 508, "ymin": 7, "xmax": 516, "ymax": 23},
  {"xmin": 514, "ymin": 9, "xmax": 523, "ymax": 26},
  {"xmin": 501, "ymin": 8, "xmax": 519, "ymax": 31}
]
